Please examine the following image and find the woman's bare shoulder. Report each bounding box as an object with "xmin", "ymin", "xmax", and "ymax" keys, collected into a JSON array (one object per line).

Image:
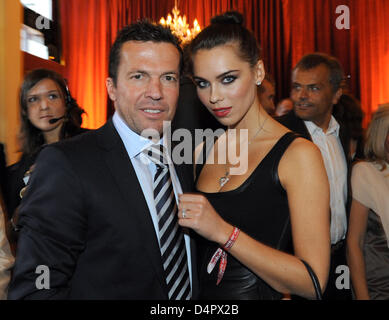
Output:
[
  {"xmin": 282, "ymin": 136, "xmax": 322, "ymax": 165},
  {"xmin": 278, "ymin": 136, "xmax": 326, "ymax": 188}
]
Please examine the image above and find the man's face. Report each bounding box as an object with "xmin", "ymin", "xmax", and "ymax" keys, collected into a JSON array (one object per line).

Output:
[
  {"xmin": 258, "ymin": 79, "xmax": 275, "ymax": 115},
  {"xmin": 106, "ymin": 41, "xmax": 180, "ymax": 135},
  {"xmin": 291, "ymin": 64, "xmax": 342, "ymax": 130}
]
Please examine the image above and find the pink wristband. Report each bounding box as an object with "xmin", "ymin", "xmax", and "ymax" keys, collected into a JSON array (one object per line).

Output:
[
  {"xmin": 207, "ymin": 227, "xmax": 240, "ymax": 285},
  {"xmin": 222, "ymin": 227, "xmax": 240, "ymax": 251}
]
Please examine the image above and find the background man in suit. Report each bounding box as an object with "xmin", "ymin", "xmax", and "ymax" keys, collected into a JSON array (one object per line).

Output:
[
  {"xmin": 257, "ymin": 73, "xmax": 276, "ymax": 116},
  {"xmin": 8, "ymin": 20, "xmax": 197, "ymax": 299},
  {"xmin": 278, "ymin": 53, "xmax": 352, "ymax": 300}
]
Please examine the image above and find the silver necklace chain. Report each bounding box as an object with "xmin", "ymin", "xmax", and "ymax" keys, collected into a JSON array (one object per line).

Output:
[{"xmin": 219, "ymin": 115, "xmax": 269, "ymax": 189}]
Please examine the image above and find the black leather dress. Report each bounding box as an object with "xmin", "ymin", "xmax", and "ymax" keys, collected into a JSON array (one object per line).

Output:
[{"xmin": 195, "ymin": 132, "xmax": 299, "ymax": 300}]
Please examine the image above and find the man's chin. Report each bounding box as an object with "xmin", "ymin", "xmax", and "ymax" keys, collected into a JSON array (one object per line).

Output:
[
  {"xmin": 294, "ymin": 109, "xmax": 312, "ymax": 121},
  {"xmin": 139, "ymin": 121, "xmax": 173, "ymax": 139}
]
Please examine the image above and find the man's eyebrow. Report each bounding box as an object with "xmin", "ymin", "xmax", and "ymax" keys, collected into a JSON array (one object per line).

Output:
[
  {"xmin": 126, "ymin": 71, "xmax": 179, "ymax": 76},
  {"xmin": 161, "ymin": 71, "xmax": 179, "ymax": 76},
  {"xmin": 127, "ymin": 70, "xmax": 147, "ymax": 75},
  {"xmin": 292, "ymin": 81, "xmax": 321, "ymax": 86}
]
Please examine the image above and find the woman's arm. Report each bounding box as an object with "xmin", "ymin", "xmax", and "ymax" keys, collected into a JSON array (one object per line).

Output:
[
  {"xmin": 179, "ymin": 138, "xmax": 330, "ymax": 299},
  {"xmin": 346, "ymin": 199, "xmax": 370, "ymax": 300}
]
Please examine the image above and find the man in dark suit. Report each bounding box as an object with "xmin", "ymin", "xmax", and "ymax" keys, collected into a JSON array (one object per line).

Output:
[
  {"xmin": 277, "ymin": 53, "xmax": 352, "ymax": 300},
  {"xmin": 8, "ymin": 21, "xmax": 198, "ymax": 299}
]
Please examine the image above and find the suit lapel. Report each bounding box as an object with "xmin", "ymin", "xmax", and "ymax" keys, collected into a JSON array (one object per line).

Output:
[
  {"xmin": 277, "ymin": 111, "xmax": 312, "ymax": 141},
  {"xmin": 338, "ymin": 125, "xmax": 350, "ymax": 161},
  {"xmin": 171, "ymin": 139, "xmax": 195, "ymax": 194},
  {"xmin": 97, "ymin": 120, "xmax": 169, "ymax": 297},
  {"xmin": 292, "ymin": 113, "xmax": 312, "ymax": 141},
  {"xmin": 173, "ymin": 163, "xmax": 193, "ymax": 193}
]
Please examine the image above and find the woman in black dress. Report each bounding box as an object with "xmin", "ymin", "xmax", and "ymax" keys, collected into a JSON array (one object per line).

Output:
[
  {"xmin": 178, "ymin": 12, "xmax": 331, "ymax": 299},
  {"xmin": 5, "ymin": 69, "xmax": 86, "ymax": 251}
]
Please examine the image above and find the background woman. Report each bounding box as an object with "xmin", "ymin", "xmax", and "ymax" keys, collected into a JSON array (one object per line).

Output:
[
  {"xmin": 347, "ymin": 104, "xmax": 389, "ymax": 300},
  {"xmin": 178, "ymin": 11, "xmax": 330, "ymax": 299},
  {"xmin": 0, "ymin": 144, "xmax": 13, "ymax": 299},
  {"xmin": 5, "ymin": 68, "xmax": 86, "ymax": 252}
]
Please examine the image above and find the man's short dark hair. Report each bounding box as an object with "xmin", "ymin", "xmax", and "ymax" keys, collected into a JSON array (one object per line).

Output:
[
  {"xmin": 293, "ymin": 53, "xmax": 344, "ymax": 92},
  {"xmin": 109, "ymin": 19, "xmax": 183, "ymax": 85}
]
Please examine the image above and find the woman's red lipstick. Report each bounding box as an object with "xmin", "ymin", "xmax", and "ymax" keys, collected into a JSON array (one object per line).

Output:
[{"xmin": 212, "ymin": 107, "xmax": 232, "ymax": 117}]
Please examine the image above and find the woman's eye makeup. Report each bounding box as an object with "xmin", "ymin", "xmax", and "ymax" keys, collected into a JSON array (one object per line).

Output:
[
  {"xmin": 222, "ymin": 75, "xmax": 237, "ymax": 84},
  {"xmin": 194, "ymin": 74, "xmax": 237, "ymax": 89},
  {"xmin": 194, "ymin": 79, "xmax": 209, "ymax": 89}
]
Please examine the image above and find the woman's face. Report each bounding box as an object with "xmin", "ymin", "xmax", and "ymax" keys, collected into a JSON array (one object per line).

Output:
[
  {"xmin": 192, "ymin": 44, "xmax": 264, "ymax": 127},
  {"xmin": 26, "ymin": 78, "xmax": 66, "ymax": 133}
]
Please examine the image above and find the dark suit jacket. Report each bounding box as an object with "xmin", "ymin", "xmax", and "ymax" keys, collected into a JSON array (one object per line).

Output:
[
  {"xmin": 7, "ymin": 119, "xmax": 198, "ymax": 299},
  {"xmin": 5, "ymin": 128, "xmax": 90, "ymax": 221},
  {"xmin": 276, "ymin": 110, "xmax": 351, "ymax": 159},
  {"xmin": 4, "ymin": 153, "xmax": 35, "ymax": 221}
]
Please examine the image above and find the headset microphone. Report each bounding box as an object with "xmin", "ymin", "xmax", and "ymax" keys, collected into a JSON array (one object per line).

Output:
[{"xmin": 49, "ymin": 116, "xmax": 65, "ymax": 124}]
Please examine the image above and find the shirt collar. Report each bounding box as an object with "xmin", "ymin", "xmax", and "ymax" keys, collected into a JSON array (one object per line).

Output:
[
  {"xmin": 112, "ymin": 112, "xmax": 163, "ymax": 159},
  {"xmin": 304, "ymin": 115, "xmax": 340, "ymax": 137}
]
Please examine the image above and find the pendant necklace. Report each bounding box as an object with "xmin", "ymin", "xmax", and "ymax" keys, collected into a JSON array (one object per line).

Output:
[{"xmin": 219, "ymin": 116, "xmax": 269, "ymax": 189}]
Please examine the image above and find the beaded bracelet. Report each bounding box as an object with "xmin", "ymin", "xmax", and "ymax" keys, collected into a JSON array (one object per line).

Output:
[{"xmin": 207, "ymin": 227, "xmax": 240, "ymax": 285}]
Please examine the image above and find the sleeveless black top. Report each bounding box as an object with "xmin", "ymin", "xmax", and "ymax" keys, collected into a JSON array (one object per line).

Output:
[{"xmin": 195, "ymin": 132, "xmax": 299, "ymax": 300}]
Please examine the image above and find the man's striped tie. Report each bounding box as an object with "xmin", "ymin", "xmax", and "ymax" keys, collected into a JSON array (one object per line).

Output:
[{"xmin": 144, "ymin": 144, "xmax": 191, "ymax": 300}]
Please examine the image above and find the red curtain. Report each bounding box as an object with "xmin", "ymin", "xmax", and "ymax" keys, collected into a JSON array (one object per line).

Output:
[
  {"xmin": 60, "ymin": 0, "xmax": 108, "ymax": 129},
  {"xmin": 355, "ymin": 0, "xmax": 389, "ymax": 126},
  {"xmin": 60, "ymin": 0, "xmax": 389, "ymax": 129}
]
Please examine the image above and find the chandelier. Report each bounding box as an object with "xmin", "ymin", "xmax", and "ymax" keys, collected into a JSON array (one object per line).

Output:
[{"xmin": 159, "ymin": 0, "xmax": 201, "ymax": 45}]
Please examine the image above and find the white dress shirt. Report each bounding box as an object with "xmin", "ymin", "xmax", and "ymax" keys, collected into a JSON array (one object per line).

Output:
[
  {"xmin": 112, "ymin": 112, "xmax": 192, "ymax": 287},
  {"xmin": 305, "ymin": 116, "xmax": 348, "ymax": 244}
]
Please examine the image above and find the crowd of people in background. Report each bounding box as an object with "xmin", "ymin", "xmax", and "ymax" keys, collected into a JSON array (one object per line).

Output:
[{"xmin": 0, "ymin": 11, "xmax": 388, "ymax": 300}]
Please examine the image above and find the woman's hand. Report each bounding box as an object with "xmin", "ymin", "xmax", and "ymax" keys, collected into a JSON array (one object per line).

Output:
[{"xmin": 178, "ymin": 193, "xmax": 233, "ymax": 245}]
